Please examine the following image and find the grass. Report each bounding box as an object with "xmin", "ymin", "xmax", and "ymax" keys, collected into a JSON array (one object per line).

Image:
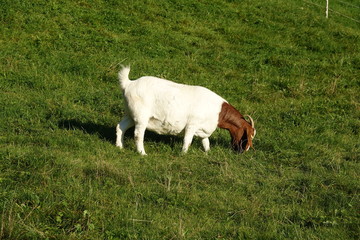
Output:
[{"xmin": 1, "ymin": 0, "xmax": 359, "ymax": 239}]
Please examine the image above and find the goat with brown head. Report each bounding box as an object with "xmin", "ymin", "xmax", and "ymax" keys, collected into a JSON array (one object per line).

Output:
[
  {"xmin": 117, "ymin": 66, "xmax": 256, "ymax": 155},
  {"xmin": 218, "ymin": 102, "xmax": 256, "ymax": 153}
]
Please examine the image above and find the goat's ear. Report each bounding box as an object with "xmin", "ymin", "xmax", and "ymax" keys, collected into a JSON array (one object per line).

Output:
[{"xmin": 232, "ymin": 127, "xmax": 244, "ymax": 152}]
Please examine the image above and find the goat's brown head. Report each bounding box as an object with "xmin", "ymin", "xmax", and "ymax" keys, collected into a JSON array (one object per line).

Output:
[
  {"xmin": 231, "ymin": 115, "xmax": 256, "ymax": 153},
  {"xmin": 218, "ymin": 102, "xmax": 256, "ymax": 154}
]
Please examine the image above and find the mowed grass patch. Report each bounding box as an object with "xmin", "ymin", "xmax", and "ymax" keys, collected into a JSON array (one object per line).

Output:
[{"xmin": 1, "ymin": 0, "xmax": 359, "ymax": 239}]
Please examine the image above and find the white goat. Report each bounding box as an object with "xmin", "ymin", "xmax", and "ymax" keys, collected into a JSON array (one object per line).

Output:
[{"xmin": 116, "ymin": 66, "xmax": 256, "ymax": 155}]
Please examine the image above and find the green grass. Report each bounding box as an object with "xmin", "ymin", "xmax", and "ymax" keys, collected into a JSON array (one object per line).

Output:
[{"xmin": 1, "ymin": 0, "xmax": 359, "ymax": 239}]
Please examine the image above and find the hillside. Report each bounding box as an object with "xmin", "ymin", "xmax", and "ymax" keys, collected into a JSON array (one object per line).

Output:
[{"xmin": 1, "ymin": 0, "xmax": 359, "ymax": 239}]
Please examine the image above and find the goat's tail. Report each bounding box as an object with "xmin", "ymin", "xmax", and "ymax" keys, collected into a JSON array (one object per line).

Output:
[{"xmin": 118, "ymin": 65, "xmax": 131, "ymax": 90}]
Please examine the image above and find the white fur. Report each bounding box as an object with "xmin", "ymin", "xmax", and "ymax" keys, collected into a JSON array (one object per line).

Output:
[{"xmin": 116, "ymin": 66, "xmax": 226, "ymax": 155}]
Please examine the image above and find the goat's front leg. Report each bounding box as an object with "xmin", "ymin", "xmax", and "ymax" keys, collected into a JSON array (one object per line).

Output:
[
  {"xmin": 182, "ymin": 127, "xmax": 195, "ymax": 153},
  {"xmin": 202, "ymin": 137, "xmax": 210, "ymax": 152},
  {"xmin": 134, "ymin": 123, "xmax": 147, "ymax": 155},
  {"xmin": 116, "ymin": 116, "xmax": 134, "ymax": 149}
]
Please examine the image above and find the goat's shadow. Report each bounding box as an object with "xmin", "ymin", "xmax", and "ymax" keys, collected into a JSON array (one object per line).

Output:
[{"xmin": 58, "ymin": 119, "xmax": 117, "ymax": 143}]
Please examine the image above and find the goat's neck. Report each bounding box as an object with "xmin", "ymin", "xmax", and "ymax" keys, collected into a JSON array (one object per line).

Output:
[{"xmin": 218, "ymin": 102, "xmax": 246, "ymax": 130}]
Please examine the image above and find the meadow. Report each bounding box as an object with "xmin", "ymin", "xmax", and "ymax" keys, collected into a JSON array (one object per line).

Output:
[{"xmin": 1, "ymin": 0, "xmax": 359, "ymax": 239}]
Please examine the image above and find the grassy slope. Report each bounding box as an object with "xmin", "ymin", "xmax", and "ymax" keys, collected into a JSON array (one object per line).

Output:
[{"xmin": 1, "ymin": 0, "xmax": 359, "ymax": 239}]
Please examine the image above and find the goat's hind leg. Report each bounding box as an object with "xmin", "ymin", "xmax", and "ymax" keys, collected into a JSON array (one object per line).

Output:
[
  {"xmin": 134, "ymin": 122, "xmax": 148, "ymax": 155},
  {"xmin": 116, "ymin": 115, "xmax": 134, "ymax": 149}
]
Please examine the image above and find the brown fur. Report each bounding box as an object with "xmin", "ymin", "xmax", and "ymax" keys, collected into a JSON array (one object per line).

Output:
[{"xmin": 217, "ymin": 102, "xmax": 255, "ymax": 153}]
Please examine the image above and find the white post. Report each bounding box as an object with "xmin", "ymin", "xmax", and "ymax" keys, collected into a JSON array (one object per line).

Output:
[{"xmin": 326, "ymin": 0, "xmax": 329, "ymax": 18}]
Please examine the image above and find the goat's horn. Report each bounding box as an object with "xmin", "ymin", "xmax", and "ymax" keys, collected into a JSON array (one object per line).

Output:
[{"xmin": 245, "ymin": 115, "xmax": 255, "ymax": 128}]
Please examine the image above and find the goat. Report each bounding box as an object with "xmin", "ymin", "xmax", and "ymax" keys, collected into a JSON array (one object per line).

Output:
[{"xmin": 116, "ymin": 66, "xmax": 256, "ymax": 155}]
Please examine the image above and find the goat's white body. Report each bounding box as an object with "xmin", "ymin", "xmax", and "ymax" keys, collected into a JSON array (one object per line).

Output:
[
  {"xmin": 116, "ymin": 67, "xmax": 226, "ymax": 155},
  {"xmin": 125, "ymin": 77, "xmax": 225, "ymax": 137}
]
